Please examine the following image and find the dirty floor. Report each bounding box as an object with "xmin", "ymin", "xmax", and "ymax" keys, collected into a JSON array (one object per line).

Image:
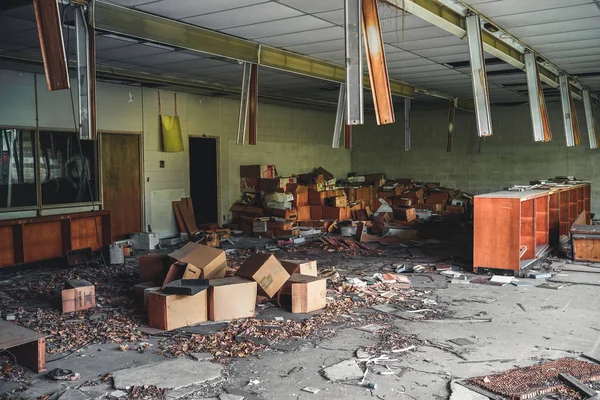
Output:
[{"xmin": 1, "ymin": 236, "xmax": 600, "ymax": 400}]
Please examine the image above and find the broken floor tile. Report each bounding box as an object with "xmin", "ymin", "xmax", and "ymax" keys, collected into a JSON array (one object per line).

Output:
[
  {"xmin": 449, "ymin": 381, "xmax": 488, "ymax": 400},
  {"xmin": 322, "ymin": 360, "xmax": 363, "ymax": 382},
  {"xmin": 190, "ymin": 352, "xmax": 215, "ymax": 361},
  {"xmin": 219, "ymin": 395, "xmax": 245, "ymax": 400},
  {"xmin": 448, "ymin": 338, "xmax": 477, "ymax": 346},
  {"xmin": 112, "ymin": 359, "xmax": 222, "ymax": 390},
  {"xmin": 301, "ymin": 387, "xmax": 320, "ymax": 394},
  {"xmin": 57, "ymin": 390, "xmax": 90, "ymax": 400}
]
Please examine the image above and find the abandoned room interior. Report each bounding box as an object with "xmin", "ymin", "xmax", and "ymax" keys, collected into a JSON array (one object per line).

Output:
[{"xmin": 1, "ymin": 0, "xmax": 600, "ymax": 399}]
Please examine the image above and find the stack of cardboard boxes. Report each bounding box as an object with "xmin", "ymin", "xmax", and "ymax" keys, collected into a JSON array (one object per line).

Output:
[{"xmin": 136, "ymin": 242, "xmax": 327, "ymax": 331}]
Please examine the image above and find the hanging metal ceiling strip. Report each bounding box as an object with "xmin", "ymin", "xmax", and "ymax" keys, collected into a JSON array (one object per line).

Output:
[
  {"xmin": 237, "ymin": 63, "xmax": 252, "ymax": 145},
  {"xmin": 524, "ymin": 52, "xmax": 552, "ymax": 142},
  {"xmin": 344, "ymin": 0, "xmax": 364, "ymax": 125},
  {"xmin": 383, "ymin": 0, "xmax": 589, "ymax": 100},
  {"xmin": 332, "ymin": 84, "xmax": 346, "ymax": 149},
  {"xmin": 404, "ymin": 98, "xmax": 411, "ymax": 151},
  {"xmin": 582, "ymin": 90, "xmax": 600, "ymax": 149},
  {"xmin": 465, "ymin": 14, "xmax": 492, "ymax": 137},
  {"xmin": 559, "ymin": 74, "xmax": 582, "ymax": 147},
  {"xmin": 248, "ymin": 64, "xmax": 258, "ymax": 146}
]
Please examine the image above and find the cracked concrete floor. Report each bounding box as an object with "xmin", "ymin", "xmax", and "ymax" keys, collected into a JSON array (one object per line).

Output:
[
  {"xmin": 224, "ymin": 281, "xmax": 600, "ymax": 399},
  {"xmin": 2, "ymin": 253, "xmax": 600, "ymax": 400}
]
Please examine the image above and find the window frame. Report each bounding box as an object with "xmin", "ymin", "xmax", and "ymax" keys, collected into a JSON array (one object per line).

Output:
[{"xmin": 0, "ymin": 125, "xmax": 101, "ymax": 215}]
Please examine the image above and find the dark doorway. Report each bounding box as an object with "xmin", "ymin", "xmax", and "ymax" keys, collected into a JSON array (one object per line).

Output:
[{"xmin": 189, "ymin": 137, "xmax": 218, "ymax": 225}]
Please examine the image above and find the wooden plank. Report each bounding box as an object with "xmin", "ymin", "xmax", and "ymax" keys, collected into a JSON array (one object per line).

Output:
[
  {"xmin": 23, "ymin": 221, "xmax": 63, "ymax": 263},
  {"xmin": 101, "ymin": 133, "xmax": 142, "ymax": 241},
  {"xmin": 172, "ymin": 201, "xmax": 188, "ymax": 233},
  {"xmin": 32, "ymin": 0, "xmax": 69, "ymax": 91},
  {"xmin": 179, "ymin": 198, "xmax": 198, "ymax": 234},
  {"xmin": 558, "ymin": 373, "xmax": 597, "ymax": 398}
]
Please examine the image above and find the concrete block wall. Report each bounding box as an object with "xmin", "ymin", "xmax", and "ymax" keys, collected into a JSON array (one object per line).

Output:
[
  {"xmin": 141, "ymin": 89, "xmax": 350, "ymax": 232},
  {"xmin": 0, "ymin": 69, "xmax": 350, "ymax": 234},
  {"xmin": 352, "ymin": 101, "xmax": 600, "ymax": 214}
]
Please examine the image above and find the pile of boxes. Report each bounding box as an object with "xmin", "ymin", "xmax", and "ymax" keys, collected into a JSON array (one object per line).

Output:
[
  {"xmin": 135, "ymin": 242, "xmax": 326, "ymax": 331},
  {"xmin": 229, "ymin": 166, "xmax": 473, "ymax": 239}
]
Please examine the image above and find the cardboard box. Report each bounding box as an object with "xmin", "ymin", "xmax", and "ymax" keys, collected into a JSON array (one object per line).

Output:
[
  {"xmin": 286, "ymin": 184, "xmax": 309, "ymax": 207},
  {"xmin": 297, "ymin": 205, "xmax": 311, "ymax": 221},
  {"xmin": 279, "ymin": 274, "xmax": 327, "ymax": 313},
  {"xmin": 240, "ymin": 177, "xmax": 260, "ymax": 193},
  {"xmin": 266, "ymin": 200, "xmax": 292, "ymax": 210},
  {"xmin": 363, "ymin": 173, "xmax": 386, "ymax": 186},
  {"xmin": 134, "ymin": 282, "xmax": 162, "ymax": 307},
  {"xmin": 327, "ymin": 196, "xmax": 347, "ymax": 208},
  {"xmin": 139, "ymin": 253, "xmax": 170, "ymax": 284},
  {"xmin": 208, "ymin": 277, "xmax": 257, "ymax": 321},
  {"xmin": 428, "ymin": 191, "xmax": 449, "ymax": 203},
  {"xmin": 446, "ymin": 205, "xmax": 464, "ymax": 214},
  {"xmin": 267, "ymin": 220, "xmax": 294, "ymax": 231},
  {"xmin": 260, "ymin": 177, "xmax": 297, "ymax": 192},
  {"xmin": 235, "ymin": 253, "xmax": 290, "ymax": 298},
  {"xmin": 147, "ymin": 290, "xmax": 208, "ymax": 331},
  {"xmin": 323, "ymin": 206, "xmax": 348, "ymax": 221},
  {"xmin": 253, "ymin": 220, "xmax": 268, "ymax": 233},
  {"xmin": 132, "ymin": 233, "xmax": 160, "ymax": 250},
  {"xmin": 264, "ymin": 192, "xmax": 293, "ymax": 203},
  {"xmin": 280, "ymin": 260, "xmax": 318, "ymax": 276},
  {"xmin": 310, "ymin": 205, "xmax": 323, "ymax": 220},
  {"xmin": 169, "ymin": 242, "xmax": 228, "ymax": 280},
  {"xmin": 274, "ymin": 228, "xmax": 300, "ymax": 237},
  {"xmin": 265, "ymin": 207, "xmax": 297, "ymax": 220},
  {"xmin": 240, "ymin": 165, "xmax": 276, "ymax": 178},
  {"xmin": 422, "ymin": 203, "xmax": 443, "ymax": 213},
  {"xmin": 62, "ymin": 279, "xmax": 96, "ymax": 313},
  {"xmin": 393, "ymin": 206, "xmax": 416, "ymax": 222},
  {"xmin": 393, "ymin": 197, "xmax": 412, "ymax": 207}
]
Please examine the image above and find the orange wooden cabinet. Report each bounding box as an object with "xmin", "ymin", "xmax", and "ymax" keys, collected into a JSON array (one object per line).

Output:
[
  {"xmin": 0, "ymin": 211, "xmax": 110, "ymax": 268},
  {"xmin": 546, "ymin": 184, "xmax": 591, "ymax": 245},
  {"xmin": 474, "ymin": 190, "xmax": 550, "ymax": 275}
]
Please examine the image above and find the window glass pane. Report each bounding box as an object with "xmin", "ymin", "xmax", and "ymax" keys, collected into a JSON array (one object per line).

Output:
[
  {"xmin": 0, "ymin": 129, "xmax": 37, "ymax": 208},
  {"xmin": 39, "ymin": 131, "xmax": 98, "ymax": 205}
]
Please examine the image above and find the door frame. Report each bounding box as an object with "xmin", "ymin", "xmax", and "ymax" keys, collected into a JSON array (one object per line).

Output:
[
  {"xmin": 99, "ymin": 130, "xmax": 144, "ymax": 238},
  {"xmin": 188, "ymin": 134, "xmax": 221, "ymax": 226}
]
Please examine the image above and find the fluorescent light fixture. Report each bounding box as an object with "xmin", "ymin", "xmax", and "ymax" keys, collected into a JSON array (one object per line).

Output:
[{"xmin": 524, "ymin": 52, "xmax": 552, "ymax": 142}]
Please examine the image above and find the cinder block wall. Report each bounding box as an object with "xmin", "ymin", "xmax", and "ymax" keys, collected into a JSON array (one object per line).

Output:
[
  {"xmin": 0, "ymin": 69, "xmax": 351, "ymax": 234},
  {"xmin": 143, "ymin": 88, "xmax": 350, "ymax": 231},
  {"xmin": 352, "ymin": 101, "xmax": 600, "ymax": 214}
]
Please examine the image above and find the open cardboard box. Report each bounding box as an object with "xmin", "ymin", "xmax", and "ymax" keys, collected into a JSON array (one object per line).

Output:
[{"xmin": 163, "ymin": 242, "xmax": 228, "ymax": 288}]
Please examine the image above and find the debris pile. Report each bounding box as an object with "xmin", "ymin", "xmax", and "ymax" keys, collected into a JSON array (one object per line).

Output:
[{"xmin": 469, "ymin": 357, "xmax": 600, "ymax": 399}]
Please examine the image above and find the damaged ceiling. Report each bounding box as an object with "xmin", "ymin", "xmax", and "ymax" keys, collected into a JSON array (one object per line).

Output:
[{"xmin": 0, "ymin": 0, "xmax": 598, "ymax": 108}]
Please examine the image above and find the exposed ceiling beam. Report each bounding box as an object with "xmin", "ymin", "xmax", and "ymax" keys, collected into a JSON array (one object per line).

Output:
[
  {"xmin": 92, "ymin": 1, "xmax": 475, "ymax": 110},
  {"xmin": 384, "ymin": 0, "xmax": 595, "ymax": 101}
]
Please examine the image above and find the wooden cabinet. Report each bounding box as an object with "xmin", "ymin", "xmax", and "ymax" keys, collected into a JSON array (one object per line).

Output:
[
  {"xmin": 547, "ymin": 184, "xmax": 591, "ymax": 244},
  {"xmin": 474, "ymin": 190, "xmax": 550, "ymax": 274},
  {"xmin": 0, "ymin": 211, "xmax": 111, "ymax": 268}
]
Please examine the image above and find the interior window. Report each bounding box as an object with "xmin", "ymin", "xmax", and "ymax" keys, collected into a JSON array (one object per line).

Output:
[
  {"xmin": 0, "ymin": 129, "xmax": 37, "ymax": 208},
  {"xmin": 39, "ymin": 131, "xmax": 98, "ymax": 205}
]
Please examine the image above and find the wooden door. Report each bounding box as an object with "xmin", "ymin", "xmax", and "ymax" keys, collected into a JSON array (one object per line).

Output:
[{"xmin": 101, "ymin": 133, "xmax": 141, "ymax": 241}]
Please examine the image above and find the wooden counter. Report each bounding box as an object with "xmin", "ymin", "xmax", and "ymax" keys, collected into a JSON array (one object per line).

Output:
[{"xmin": 0, "ymin": 210, "xmax": 110, "ymax": 268}]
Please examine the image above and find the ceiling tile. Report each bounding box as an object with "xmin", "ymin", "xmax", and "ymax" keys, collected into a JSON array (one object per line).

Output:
[
  {"xmin": 135, "ymin": 0, "xmax": 268, "ymax": 20},
  {"xmin": 124, "ymin": 51, "xmax": 202, "ymax": 67},
  {"xmin": 465, "ymin": 0, "xmax": 593, "ymax": 18},
  {"xmin": 522, "ymin": 29, "xmax": 600, "ymax": 46},
  {"xmin": 276, "ymin": 0, "xmax": 343, "ymax": 13},
  {"xmin": 223, "ymin": 15, "xmax": 332, "ymax": 39},
  {"xmin": 313, "ymin": 9, "xmax": 344, "ymax": 25},
  {"xmin": 508, "ymin": 17, "xmax": 600, "ymax": 38},
  {"xmin": 491, "ymin": 4, "xmax": 599, "ymax": 28},
  {"xmin": 182, "ymin": 3, "xmax": 302, "ymax": 30},
  {"xmin": 259, "ymin": 26, "xmax": 343, "ymax": 47}
]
